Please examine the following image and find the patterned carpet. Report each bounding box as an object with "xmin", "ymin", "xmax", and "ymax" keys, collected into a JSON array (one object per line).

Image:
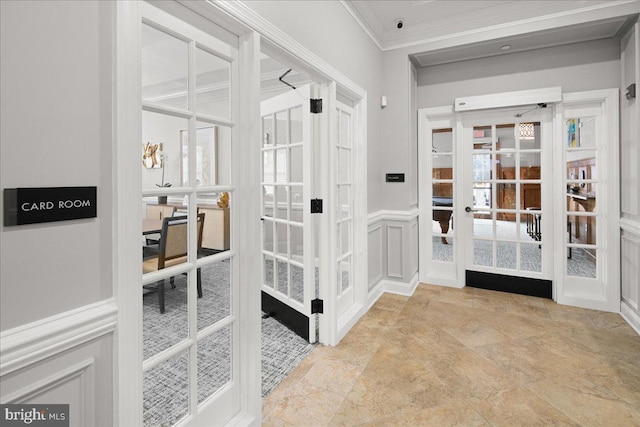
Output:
[{"xmin": 142, "ymin": 259, "xmax": 315, "ymax": 426}]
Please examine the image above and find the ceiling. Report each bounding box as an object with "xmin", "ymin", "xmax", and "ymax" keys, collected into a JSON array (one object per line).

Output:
[{"xmin": 343, "ymin": 0, "xmax": 638, "ymax": 65}]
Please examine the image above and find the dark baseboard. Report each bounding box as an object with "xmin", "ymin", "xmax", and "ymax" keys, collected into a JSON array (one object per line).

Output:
[
  {"xmin": 466, "ymin": 270, "xmax": 552, "ymax": 299},
  {"xmin": 262, "ymin": 291, "xmax": 310, "ymax": 341}
]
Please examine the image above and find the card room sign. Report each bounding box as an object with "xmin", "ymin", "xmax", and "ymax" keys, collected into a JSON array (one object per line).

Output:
[{"xmin": 4, "ymin": 187, "xmax": 97, "ymax": 226}]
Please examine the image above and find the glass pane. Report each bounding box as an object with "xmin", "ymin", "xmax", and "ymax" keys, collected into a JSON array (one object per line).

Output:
[
  {"xmin": 144, "ymin": 351, "xmax": 188, "ymax": 427},
  {"xmin": 474, "ymin": 239, "xmax": 493, "ymax": 266},
  {"xmin": 216, "ymin": 126, "xmax": 232, "ymax": 186},
  {"xmin": 196, "ymin": 48, "xmax": 230, "ymax": 119},
  {"xmin": 338, "ymin": 185, "xmax": 351, "ymax": 220},
  {"xmin": 432, "ymin": 236, "xmax": 453, "ymax": 262},
  {"xmin": 264, "ymin": 255, "xmax": 274, "ymax": 288},
  {"xmin": 496, "ymin": 124, "xmax": 516, "ymax": 150},
  {"xmin": 340, "ymin": 221, "xmax": 351, "ymax": 255},
  {"xmin": 276, "ymin": 259, "xmax": 288, "ymax": 294},
  {"xmin": 520, "ymin": 243, "xmax": 542, "ymax": 272},
  {"xmin": 522, "ymin": 211, "xmax": 541, "ymax": 242},
  {"xmin": 338, "ymin": 148, "xmax": 350, "ymax": 183},
  {"xmin": 276, "ymin": 222, "xmax": 288, "ymax": 256},
  {"xmin": 520, "ymin": 152, "xmax": 541, "ymax": 179},
  {"xmin": 473, "ymin": 126, "xmax": 492, "ymax": 150},
  {"xmin": 263, "ymin": 151, "xmax": 274, "ymax": 183},
  {"xmin": 341, "ymin": 256, "xmax": 351, "ymax": 292},
  {"xmin": 519, "ymin": 123, "xmax": 540, "ymax": 150},
  {"xmin": 143, "ymin": 206, "xmax": 192, "ymax": 273},
  {"xmin": 290, "ymin": 224, "xmax": 303, "ymax": 261},
  {"xmin": 473, "ymin": 183, "xmax": 492, "ymax": 209},
  {"xmin": 290, "ymin": 185, "xmax": 304, "ymax": 223},
  {"xmin": 522, "ymin": 183, "xmax": 541, "ymax": 210},
  {"xmin": 496, "ymin": 153, "xmax": 516, "ymax": 179},
  {"xmin": 263, "ymin": 186, "xmax": 274, "ymax": 218},
  {"xmin": 290, "ymin": 106, "xmax": 303, "ymax": 143},
  {"xmin": 198, "ymin": 259, "xmax": 231, "ymax": 330},
  {"xmin": 566, "ymin": 117, "xmax": 596, "ymax": 148},
  {"xmin": 141, "ymin": 24, "xmax": 188, "ymax": 110},
  {"xmin": 567, "ymin": 248, "xmax": 597, "ymax": 278},
  {"xmin": 180, "ymin": 123, "xmax": 217, "ymax": 187},
  {"xmin": 263, "ymin": 115, "xmax": 273, "ymax": 146},
  {"xmin": 275, "ymin": 186, "xmax": 288, "ymax": 220},
  {"xmin": 340, "ymin": 110, "xmax": 351, "ymax": 147},
  {"xmin": 142, "ymin": 111, "xmax": 188, "ymax": 191},
  {"xmin": 496, "ymin": 241, "xmax": 517, "ymax": 269},
  {"xmin": 432, "ymin": 155, "xmax": 453, "ymax": 180},
  {"xmin": 198, "ymin": 325, "xmax": 232, "ymax": 404},
  {"xmin": 432, "ymin": 183, "xmax": 453, "ymax": 199},
  {"xmin": 432, "ymin": 128, "xmax": 453, "ymax": 153},
  {"xmin": 198, "ymin": 198, "xmax": 231, "ymax": 254},
  {"xmin": 275, "ymin": 148, "xmax": 287, "ymax": 183},
  {"xmin": 497, "ymin": 183, "xmax": 517, "ymax": 210},
  {"xmin": 567, "ymin": 193, "xmax": 597, "ymax": 214},
  {"xmin": 291, "ymin": 264, "xmax": 304, "ymax": 303},
  {"xmin": 275, "ymin": 110, "xmax": 287, "ymax": 146},
  {"xmin": 566, "ymin": 150, "xmax": 596, "ymax": 196},
  {"xmin": 290, "ymin": 145, "xmax": 303, "ymax": 183},
  {"xmin": 495, "ymin": 214, "xmax": 517, "ymax": 240},
  {"xmin": 143, "ymin": 272, "xmax": 188, "ymax": 359},
  {"xmin": 567, "ymin": 215, "xmax": 596, "ymax": 245},
  {"xmin": 472, "ymin": 154, "xmax": 492, "ymax": 180},
  {"xmin": 473, "ymin": 213, "xmax": 493, "ymax": 238},
  {"xmin": 432, "ymin": 212, "xmax": 453, "ymax": 241},
  {"xmin": 263, "ymin": 218, "xmax": 273, "ymax": 252}
]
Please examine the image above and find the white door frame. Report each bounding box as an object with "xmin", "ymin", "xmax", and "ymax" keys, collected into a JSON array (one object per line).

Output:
[
  {"xmin": 418, "ymin": 88, "xmax": 620, "ymax": 314},
  {"xmin": 115, "ymin": 1, "xmax": 261, "ymax": 425}
]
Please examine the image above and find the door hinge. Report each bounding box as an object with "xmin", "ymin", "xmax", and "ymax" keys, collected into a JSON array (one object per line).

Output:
[
  {"xmin": 311, "ymin": 198, "xmax": 323, "ymax": 214},
  {"xmin": 310, "ymin": 99, "xmax": 323, "ymax": 114},
  {"xmin": 311, "ymin": 298, "xmax": 324, "ymax": 314}
]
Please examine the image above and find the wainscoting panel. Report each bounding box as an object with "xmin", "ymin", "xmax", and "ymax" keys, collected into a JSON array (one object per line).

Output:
[
  {"xmin": 386, "ymin": 225, "xmax": 404, "ymax": 279},
  {"xmin": 368, "ymin": 225, "xmax": 383, "ymax": 290},
  {"xmin": 408, "ymin": 220, "xmax": 419, "ymax": 279},
  {"xmin": 621, "ymin": 227, "xmax": 640, "ymax": 315}
]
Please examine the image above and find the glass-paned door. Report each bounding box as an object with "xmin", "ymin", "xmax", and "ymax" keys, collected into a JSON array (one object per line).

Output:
[
  {"xmin": 335, "ymin": 101, "xmax": 356, "ymax": 319},
  {"xmin": 140, "ymin": 2, "xmax": 239, "ymax": 425},
  {"xmin": 260, "ymin": 86, "xmax": 316, "ymax": 342},
  {"xmin": 462, "ymin": 108, "xmax": 552, "ymax": 296}
]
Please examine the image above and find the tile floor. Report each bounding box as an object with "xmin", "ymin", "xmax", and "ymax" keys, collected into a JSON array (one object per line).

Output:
[{"xmin": 262, "ymin": 283, "xmax": 640, "ymax": 426}]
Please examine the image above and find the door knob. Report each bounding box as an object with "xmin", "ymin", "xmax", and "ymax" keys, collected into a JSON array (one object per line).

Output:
[{"xmin": 465, "ymin": 206, "xmax": 478, "ymax": 213}]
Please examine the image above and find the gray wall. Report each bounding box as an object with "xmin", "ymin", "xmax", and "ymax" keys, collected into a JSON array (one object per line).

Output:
[
  {"xmin": 244, "ymin": 0, "xmax": 384, "ymax": 213},
  {"xmin": 0, "ymin": 0, "xmax": 114, "ymax": 329}
]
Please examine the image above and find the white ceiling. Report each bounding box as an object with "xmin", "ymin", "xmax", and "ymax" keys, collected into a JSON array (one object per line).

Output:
[{"xmin": 343, "ymin": 0, "xmax": 638, "ymax": 65}]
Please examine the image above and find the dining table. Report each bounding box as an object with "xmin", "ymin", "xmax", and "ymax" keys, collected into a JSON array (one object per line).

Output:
[{"xmin": 142, "ymin": 218, "xmax": 163, "ymax": 235}]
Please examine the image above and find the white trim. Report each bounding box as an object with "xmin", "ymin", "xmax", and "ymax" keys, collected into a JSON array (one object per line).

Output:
[
  {"xmin": 621, "ymin": 302, "xmax": 640, "ymax": 336},
  {"xmin": 339, "ymin": 0, "xmax": 384, "ymax": 51},
  {"xmin": 386, "ymin": 225, "xmax": 405, "ymax": 279},
  {"xmin": 382, "ymin": 273, "xmax": 420, "ymax": 297},
  {"xmin": 367, "ymin": 208, "xmax": 419, "ymax": 225},
  {"xmin": 1, "ymin": 358, "xmax": 94, "ymax": 403},
  {"xmin": 367, "ymin": 282, "xmax": 385, "ymax": 309},
  {"xmin": 621, "ymin": 218, "xmax": 640, "ymax": 235},
  {"xmin": 0, "ymin": 300, "xmax": 116, "ymax": 376},
  {"xmin": 336, "ymin": 303, "xmax": 365, "ymax": 343}
]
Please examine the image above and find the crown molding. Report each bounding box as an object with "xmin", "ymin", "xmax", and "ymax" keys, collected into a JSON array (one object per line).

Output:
[{"xmin": 339, "ymin": 0, "xmax": 384, "ymax": 51}]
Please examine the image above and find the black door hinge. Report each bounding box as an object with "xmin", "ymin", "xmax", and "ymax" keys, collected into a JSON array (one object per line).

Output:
[
  {"xmin": 310, "ymin": 99, "xmax": 323, "ymax": 114},
  {"xmin": 311, "ymin": 198, "xmax": 323, "ymax": 214},
  {"xmin": 311, "ymin": 298, "xmax": 324, "ymax": 314}
]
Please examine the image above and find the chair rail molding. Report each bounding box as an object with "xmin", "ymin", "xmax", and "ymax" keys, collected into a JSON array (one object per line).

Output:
[{"xmin": 0, "ymin": 299, "xmax": 117, "ymax": 376}]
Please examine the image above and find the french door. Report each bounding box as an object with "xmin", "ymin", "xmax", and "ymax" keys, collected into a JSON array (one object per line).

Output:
[
  {"xmin": 260, "ymin": 85, "xmax": 317, "ymax": 342},
  {"xmin": 461, "ymin": 108, "xmax": 554, "ymax": 296}
]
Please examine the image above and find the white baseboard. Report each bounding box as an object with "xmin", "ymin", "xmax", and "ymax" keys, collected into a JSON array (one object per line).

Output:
[
  {"xmin": 336, "ymin": 303, "xmax": 365, "ymax": 343},
  {"xmin": 367, "ymin": 282, "xmax": 384, "ymax": 309},
  {"xmin": 621, "ymin": 302, "xmax": 640, "ymax": 336},
  {"xmin": 0, "ymin": 299, "xmax": 117, "ymax": 376},
  {"xmin": 382, "ymin": 272, "xmax": 419, "ymax": 297}
]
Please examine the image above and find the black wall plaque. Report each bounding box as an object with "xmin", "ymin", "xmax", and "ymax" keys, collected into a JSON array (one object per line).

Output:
[
  {"xmin": 386, "ymin": 173, "xmax": 405, "ymax": 183},
  {"xmin": 4, "ymin": 187, "xmax": 97, "ymax": 226}
]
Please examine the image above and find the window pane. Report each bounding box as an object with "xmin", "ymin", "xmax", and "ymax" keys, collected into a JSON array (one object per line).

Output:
[
  {"xmin": 291, "ymin": 264, "xmax": 304, "ymax": 303},
  {"xmin": 263, "ymin": 151, "xmax": 274, "ymax": 183},
  {"xmin": 520, "ymin": 243, "xmax": 542, "ymax": 272},
  {"xmin": 340, "ymin": 256, "xmax": 351, "ymax": 292},
  {"xmin": 277, "ymin": 259, "xmax": 288, "ymax": 295},
  {"xmin": 263, "ymin": 115, "xmax": 273, "ymax": 146},
  {"xmin": 522, "ymin": 183, "xmax": 540, "ymax": 210},
  {"xmin": 495, "ymin": 214, "xmax": 517, "ymax": 240},
  {"xmin": 198, "ymin": 196, "xmax": 231, "ymax": 255},
  {"xmin": 496, "ymin": 241, "xmax": 516, "ymax": 269},
  {"xmin": 496, "ymin": 124, "xmax": 515, "ymax": 150},
  {"xmin": 520, "ymin": 152, "xmax": 541, "ymax": 179},
  {"xmin": 520, "ymin": 123, "xmax": 540, "ymax": 150},
  {"xmin": 290, "ymin": 185, "xmax": 304, "ymax": 223},
  {"xmin": 263, "ymin": 185, "xmax": 274, "ymax": 218},
  {"xmin": 567, "ymin": 248, "xmax": 597, "ymax": 278},
  {"xmin": 275, "ymin": 186, "xmax": 288, "ymax": 220},
  {"xmin": 144, "ymin": 351, "xmax": 189, "ymax": 427},
  {"xmin": 497, "ymin": 183, "xmax": 517, "ymax": 210},
  {"xmin": 263, "ymin": 218, "xmax": 274, "ymax": 252},
  {"xmin": 473, "ymin": 154, "xmax": 492, "ymax": 180},
  {"xmin": 432, "ymin": 128, "xmax": 453, "ymax": 153},
  {"xmin": 432, "ymin": 155, "xmax": 453, "ymax": 179},
  {"xmin": 432, "ymin": 236, "xmax": 453, "ymax": 262},
  {"xmin": 275, "ymin": 148, "xmax": 287, "ymax": 183},
  {"xmin": 290, "ymin": 145, "xmax": 303, "ymax": 183},
  {"xmin": 568, "ymin": 215, "xmax": 596, "ymax": 245},
  {"xmin": 142, "ymin": 24, "xmax": 188, "ymax": 110},
  {"xmin": 197, "ymin": 325, "xmax": 232, "ymax": 404},
  {"xmin": 196, "ymin": 48, "xmax": 230, "ymax": 119},
  {"xmin": 474, "ymin": 239, "xmax": 493, "ymax": 266},
  {"xmin": 473, "ymin": 126, "xmax": 492, "ymax": 150},
  {"xmin": 264, "ymin": 255, "xmax": 274, "ymax": 289},
  {"xmin": 180, "ymin": 124, "xmax": 217, "ymax": 187},
  {"xmin": 566, "ymin": 117, "xmax": 596, "ymax": 148},
  {"xmin": 216, "ymin": 126, "xmax": 232, "ymax": 186},
  {"xmin": 198, "ymin": 259, "xmax": 231, "ymax": 330},
  {"xmin": 473, "ymin": 214, "xmax": 493, "ymax": 239},
  {"xmin": 276, "ymin": 222, "xmax": 288, "ymax": 257},
  {"xmin": 275, "ymin": 110, "xmax": 287, "ymax": 146},
  {"xmin": 142, "ymin": 111, "xmax": 188, "ymax": 191},
  {"xmin": 290, "ymin": 224, "xmax": 303, "ymax": 261}
]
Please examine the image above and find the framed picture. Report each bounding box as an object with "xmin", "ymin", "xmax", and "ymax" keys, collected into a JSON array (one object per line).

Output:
[
  {"xmin": 142, "ymin": 142, "xmax": 162, "ymax": 169},
  {"xmin": 180, "ymin": 126, "xmax": 218, "ymax": 187}
]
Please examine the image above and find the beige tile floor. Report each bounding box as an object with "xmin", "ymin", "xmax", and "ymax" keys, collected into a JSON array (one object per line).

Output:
[{"xmin": 262, "ymin": 283, "xmax": 640, "ymax": 426}]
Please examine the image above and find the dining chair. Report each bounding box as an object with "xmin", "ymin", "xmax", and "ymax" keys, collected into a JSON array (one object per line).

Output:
[
  {"xmin": 142, "ymin": 213, "xmax": 205, "ymax": 313},
  {"xmin": 145, "ymin": 204, "xmax": 176, "ymax": 246}
]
